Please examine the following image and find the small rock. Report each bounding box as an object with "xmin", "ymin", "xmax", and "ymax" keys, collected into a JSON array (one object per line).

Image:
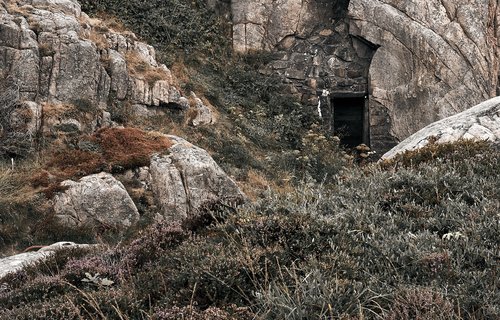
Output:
[
  {"xmin": 188, "ymin": 93, "xmax": 215, "ymax": 127},
  {"xmin": 355, "ymin": 144, "xmax": 370, "ymax": 152},
  {"xmin": 0, "ymin": 242, "xmax": 90, "ymax": 280}
]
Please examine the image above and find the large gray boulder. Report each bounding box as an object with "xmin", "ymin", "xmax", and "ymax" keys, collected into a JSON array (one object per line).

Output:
[
  {"xmin": 382, "ymin": 96, "xmax": 500, "ymax": 159},
  {"xmin": 50, "ymin": 135, "xmax": 245, "ymax": 228},
  {"xmin": 0, "ymin": 242, "xmax": 89, "ymax": 280},
  {"xmin": 349, "ymin": 0, "xmax": 499, "ymax": 151},
  {"xmin": 150, "ymin": 136, "xmax": 245, "ymax": 220},
  {"xmin": 53, "ymin": 172, "xmax": 139, "ymax": 230}
]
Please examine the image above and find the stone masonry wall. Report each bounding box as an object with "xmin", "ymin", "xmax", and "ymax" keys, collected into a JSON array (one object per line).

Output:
[
  {"xmin": 231, "ymin": 0, "xmax": 500, "ymax": 153},
  {"xmin": 232, "ymin": 0, "xmax": 375, "ymax": 143},
  {"xmin": 349, "ymin": 0, "xmax": 500, "ymax": 151}
]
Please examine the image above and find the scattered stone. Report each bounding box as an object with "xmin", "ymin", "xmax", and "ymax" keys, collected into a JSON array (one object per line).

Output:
[
  {"xmin": 355, "ymin": 144, "xmax": 370, "ymax": 152},
  {"xmin": 188, "ymin": 93, "xmax": 216, "ymax": 127}
]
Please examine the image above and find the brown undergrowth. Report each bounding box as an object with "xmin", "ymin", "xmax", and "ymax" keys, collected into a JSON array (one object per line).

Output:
[
  {"xmin": 125, "ymin": 52, "xmax": 171, "ymax": 86},
  {"xmin": 0, "ymin": 128, "xmax": 172, "ymax": 253},
  {"xmin": 32, "ymin": 127, "xmax": 171, "ymax": 197}
]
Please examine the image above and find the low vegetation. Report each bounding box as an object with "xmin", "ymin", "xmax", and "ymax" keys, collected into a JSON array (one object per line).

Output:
[
  {"xmin": 0, "ymin": 141, "xmax": 498, "ymax": 319},
  {"xmin": 77, "ymin": 0, "xmax": 344, "ymax": 187},
  {"xmin": 0, "ymin": 128, "xmax": 171, "ymax": 252},
  {"xmin": 32, "ymin": 127, "xmax": 171, "ymax": 194},
  {"xmin": 0, "ymin": 1, "xmax": 498, "ymax": 319}
]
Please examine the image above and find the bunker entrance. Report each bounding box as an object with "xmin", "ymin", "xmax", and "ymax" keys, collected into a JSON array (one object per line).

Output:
[{"xmin": 332, "ymin": 96, "xmax": 368, "ymax": 148}]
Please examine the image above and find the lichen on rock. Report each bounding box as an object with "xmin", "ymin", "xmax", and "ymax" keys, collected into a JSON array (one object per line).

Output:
[
  {"xmin": 150, "ymin": 135, "xmax": 245, "ymax": 221},
  {"xmin": 53, "ymin": 172, "xmax": 140, "ymax": 230}
]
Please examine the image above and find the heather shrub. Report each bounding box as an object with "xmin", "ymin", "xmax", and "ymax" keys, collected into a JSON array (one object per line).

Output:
[
  {"xmin": 1, "ymin": 0, "xmax": 498, "ymax": 317},
  {"xmin": 384, "ymin": 287, "xmax": 456, "ymax": 320},
  {"xmin": 151, "ymin": 305, "xmax": 253, "ymax": 320},
  {"xmin": 1, "ymin": 137, "xmax": 498, "ymax": 320},
  {"xmin": 120, "ymin": 221, "xmax": 188, "ymax": 271},
  {"xmin": 0, "ymin": 275, "xmax": 69, "ymax": 308},
  {"xmin": 0, "ymin": 299, "xmax": 82, "ymax": 320},
  {"xmin": 62, "ymin": 255, "xmax": 118, "ymax": 285},
  {"xmin": 381, "ymin": 139, "xmax": 492, "ymax": 168}
]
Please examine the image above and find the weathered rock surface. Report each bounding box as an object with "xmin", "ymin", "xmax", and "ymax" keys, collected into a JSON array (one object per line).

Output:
[
  {"xmin": 0, "ymin": 241, "xmax": 89, "ymax": 279},
  {"xmin": 0, "ymin": 0, "xmax": 200, "ymax": 157},
  {"xmin": 232, "ymin": 0, "xmax": 341, "ymax": 53},
  {"xmin": 230, "ymin": 1, "xmax": 500, "ymax": 152},
  {"xmin": 382, "ymin": 96, "xmax": 500, "ymax": 159},
  {"xmin": 0, "ymin": 0, "xmax": 178, "ymax": 106},
  {"xmin": 0, "ymin": 77, "xmax": 42, "ymax": 155},
  {"xmin": 51, "ymin": 136, "xmax": 245, "ymax": 226},
  {"xmin": 349, "ymin": 0, "xmax": 499, "ymax": 151},
  {"xmin": 188, "ymin": 93, "xmax": 216, "ymax": 127},
  {"xmin": 53, "ymin": 172, "xmax": 139, "ymax": 229},
  {"xmin": 150, "ymin": 136, "xmax": 245, "ymax": 220}
]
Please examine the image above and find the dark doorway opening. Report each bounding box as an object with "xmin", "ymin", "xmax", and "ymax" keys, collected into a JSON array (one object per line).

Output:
[{"xmin": 333, "ymin": 96, "xmax": 367, "ymax": 148}]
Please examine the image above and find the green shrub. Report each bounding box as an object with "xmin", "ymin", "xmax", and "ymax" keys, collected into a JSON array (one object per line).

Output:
[
  {"xmin": 79, "ymin": 0, "xmax": 230, "ymax": 66},
  {"xmin": 4, "ymin": 143, "xmax": 497, "ymax": 318}
]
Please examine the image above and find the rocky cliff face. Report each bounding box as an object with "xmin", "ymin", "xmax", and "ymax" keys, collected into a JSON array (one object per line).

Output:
[
  {"xmin": 231, "ymin": 0, "xmax": 500, "ymax": 153},
  {"xmin": 349, "ymin": 0, "xmax": 500, "ymax": 151},
  {"xmin": 232, "ymin": 0, "xmax": 346, "ymax": 53},
  {"xmin": 0, "ymin": 0, "xmax": 213, "ymax": 157},
  {"xmin": 0, "ymin": 1, "xmax": 240, "ymax": 240},
  {"xmin": 1, "ymin": 0, "xmax": 178, "ymax": 106}
]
